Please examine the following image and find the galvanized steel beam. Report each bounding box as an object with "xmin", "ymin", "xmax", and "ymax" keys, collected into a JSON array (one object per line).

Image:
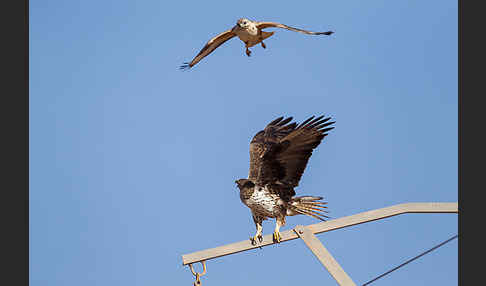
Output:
[{"xmin": 182, "ymin": 202, "xmax": 457, "ymax": 265}]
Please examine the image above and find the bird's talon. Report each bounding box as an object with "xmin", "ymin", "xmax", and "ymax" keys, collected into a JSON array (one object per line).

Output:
[
  {"xmin": 273, "ymin": 231, "xmax": 282, "ymax": 243},
  {"xmin": 250, "ymin": 234, "xmax": 263, "ymax": 245}
]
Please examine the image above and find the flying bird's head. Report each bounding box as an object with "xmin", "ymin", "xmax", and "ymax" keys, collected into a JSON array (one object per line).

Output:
[
  {"xmin": 237, "ymin": 18, "xmax": 251, "ymax": 28},
  {"xmin": 235, "ymin": 178, "xmax": 254, "ymax": 191}
]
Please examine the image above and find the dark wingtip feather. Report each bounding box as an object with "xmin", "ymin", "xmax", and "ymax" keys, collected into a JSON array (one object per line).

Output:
[
  {"xmin": 301, "ymin": 115, "xmax": 325, "ymax": 129},
  {"xmin": 297, "ymin": 116, "xmax": 315, "ymax": 128},
  {"xmin": 280, "ymin": 122, "xmax": 298, "ymax": 131},
  {"xmin": 307, "ymin": 115, "xmax": 325, "ymax": 128},
  {"xmin": 320, "ymin": 126, "xmax": 335, "ymax": 134},
  {"xmin": 179, "ymin": 62, "xmax": 191, "ymax": 70},
  {"xmin": 314, "ymin": 117, "xmax": 332, "ymax": 126},
  {"xmin": 268, "ymin": 116, "xmax": 285, "ymax": 126},
  {"xmin": 316, "ymin": 121, "xmax": 336, "ymax": 132},
  {"xmin": 320, "ymin": 31, "xmax": 334, "ymax": 35},
  {"xmin": 277, "ymin": 117, "xmax": 293, "ymax": 126}
]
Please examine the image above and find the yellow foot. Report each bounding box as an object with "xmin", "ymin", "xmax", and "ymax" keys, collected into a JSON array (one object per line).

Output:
[
  {"xmin": 250, "ymin": 234, "xmax": 263, "ymax": 245},
  {"xmin": 273, "ymin": 231, "xmax": 282, "ymax": 243}
]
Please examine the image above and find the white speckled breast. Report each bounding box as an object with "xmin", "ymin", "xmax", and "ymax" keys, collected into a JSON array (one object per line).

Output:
[{"xmin": 243, "ymin": 186, "xmax": 284, "ymax": 218}]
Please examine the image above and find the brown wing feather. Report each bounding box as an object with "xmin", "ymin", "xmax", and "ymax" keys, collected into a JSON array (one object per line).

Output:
[
  {"xmin": 180, "ymin": 29, "xmax": 236, "ymax": 70},
  {"xmin": 255, "ymin": 21, "xmax": 333, "ymax": 36},
  {"xmin": 248, "ymin": 116, "xmax": 297, "ymax": 184},
  {"xmin": 248, "ymin": 115, "xmax": 335, "ymax": 189},
  {"xmin": 276, "ymin": 115, "xmax": 335, "ymax": 187}
]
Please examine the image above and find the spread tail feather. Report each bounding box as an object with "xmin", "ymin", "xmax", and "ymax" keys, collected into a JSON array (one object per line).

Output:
[{"xmin": 288, "ymin": 196, "xmax": 329, "ymax": 221}]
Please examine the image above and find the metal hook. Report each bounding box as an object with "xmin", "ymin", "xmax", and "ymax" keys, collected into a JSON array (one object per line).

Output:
[{"xmin": 188, "ymin": 261, "xmax": 206, "ymax": 286}]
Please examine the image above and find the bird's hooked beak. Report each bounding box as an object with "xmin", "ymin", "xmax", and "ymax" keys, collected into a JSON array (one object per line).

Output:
[{"xmin": 236, "ymin": 19, "xmax": 245, "ymax": 28}]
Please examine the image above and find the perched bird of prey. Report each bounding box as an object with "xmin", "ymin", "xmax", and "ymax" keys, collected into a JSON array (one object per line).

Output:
[
  {"xmin": 235, "ymin": 115, "xmax": 335, "ymax": 245},
  {"xmin": 180, "ymin": 18, "xmax": 334, "ymax": 69}
]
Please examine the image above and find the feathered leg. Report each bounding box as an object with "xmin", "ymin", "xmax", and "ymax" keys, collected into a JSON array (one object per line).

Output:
[
  {"xmin": 250, "ymin": 215, "xmax": 263, "ymax": 245},
  {"xmin": 273, "ymin": 216, "xmax": 285, "ymax": 243},
  {"xmin": 245, "ymin": 42, "xmax": 252, "ymax": 57}
]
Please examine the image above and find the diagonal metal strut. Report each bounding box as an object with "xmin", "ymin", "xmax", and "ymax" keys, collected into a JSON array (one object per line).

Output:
[{"xmin": 294, "ymin": 224, "xmax": 356, "ymax": 286}]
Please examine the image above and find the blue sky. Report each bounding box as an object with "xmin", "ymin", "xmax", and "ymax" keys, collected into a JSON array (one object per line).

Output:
[{"xmin": 30, "ymin": 0, "xmax": 457, "ymax": 285}]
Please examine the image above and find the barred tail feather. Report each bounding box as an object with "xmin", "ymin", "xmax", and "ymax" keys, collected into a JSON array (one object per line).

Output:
[{"xmin": 288, "ymin": 196, "xmax": 329, "ymax": 221}]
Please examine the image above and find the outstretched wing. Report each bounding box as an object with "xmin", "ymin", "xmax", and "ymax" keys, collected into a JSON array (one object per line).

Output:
[
  {"xmin": 248, "ymin": 116, "xmax": 297, "ymax": 184},
  {"xmin": 248, "ymin": 115, "xmax": 335, "ymax": 188},
  {"xmin": 255, "ymin": 21, "xmax": 333, "ymax": 36},
  {"xmin": 180, "ymin": 29, "xmax": 236, "ymax": 70}
]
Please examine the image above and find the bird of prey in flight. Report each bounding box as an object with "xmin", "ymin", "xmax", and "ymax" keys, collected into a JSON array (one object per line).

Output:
[
  {"xmin": 180, "ymin": 18, "xmax": 334, "ymax": 70},
  {"xmin": 235, "ymin": 115, "xmax": 335, "ymax": 245}
]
